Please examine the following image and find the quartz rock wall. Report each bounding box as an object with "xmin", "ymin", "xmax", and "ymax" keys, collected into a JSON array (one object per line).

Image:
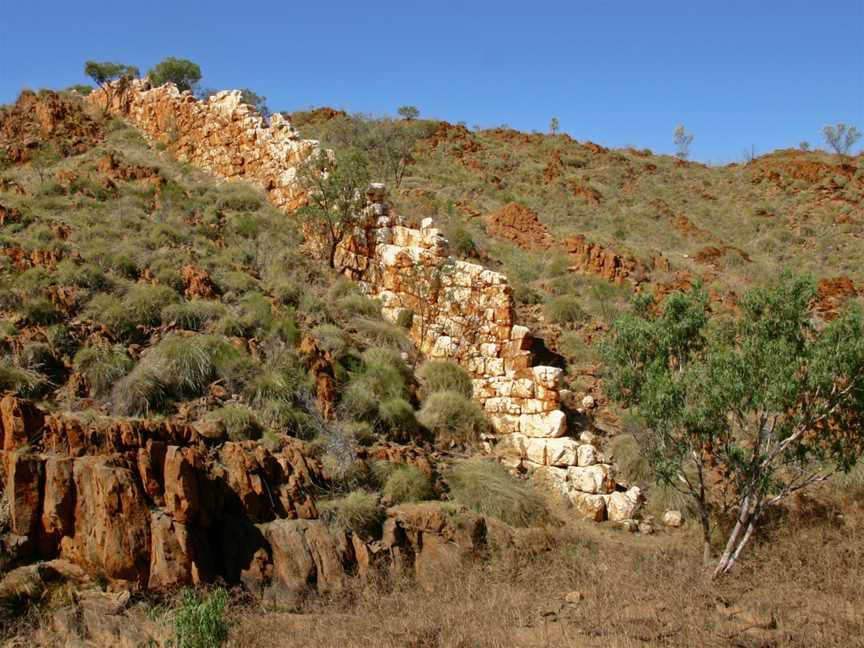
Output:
[
  {"xmin": 332, "ymin": 186, "xmax": 568, "ymax": 440},
  {"xmin": 90, "ymin": 80, "xmax": 320, "ymax": 210}
]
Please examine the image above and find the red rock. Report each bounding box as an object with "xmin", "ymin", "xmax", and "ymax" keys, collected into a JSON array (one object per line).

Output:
[
  {"xmin": 7, "ymin": 452, "xmax": 44, "ymax": 555},
  {"xmin": 61, "ymin": 456, "xmax": 151, "ymax": 585},
  {"xmin": 1, "ymin": 395, "xmax": 45, "ymax": 453},
  {"xmin": 39, "ymin": 455, "xmax": 74, "ymax": 557}
]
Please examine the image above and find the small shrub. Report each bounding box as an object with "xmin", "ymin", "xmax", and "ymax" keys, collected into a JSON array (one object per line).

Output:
[
  {"xmin": 543, "ymin": 294, "xmax": 588, "ymax": 325},
  {"xmin": 447, "ymin": 458, "xmax": 547, "ymax": 527},
  {"xmin": 379, "ymin": 397, "xmax": 419, "ymax": 440},
  {"xmin": 450, "ymin": 225, "xmax": 478, "ymax": 257},
  {"xmin": 383, "ymin": 465, "xmax": 434, "ymax": 503},
  {"xmin": 23, "ymin": 297, "xmax": 60, "ymax": 325},
  {"xmin": 207, "ymin": 405, "xmax": 261, "ymax": 441},
  {"xmin": 161, "ymin": 301, "xmax": 225, "ymax": 331},
  {"xmin": 112, "ymin": 365, "xmax": 167, "ymax": 415},
  {"xmin": 417, "ymin": 361, "xmax": 473, "ymax": 399},
  {"xmin": 311, "ymin": 323, "xmax": 347, "ymax": 357},
  {"xmin": 73, "ymin": 344, "xmax": 133, "ymax": 396},
  {"xmin": 172, "ymin": 588, "xmax": 230, "ymax": 648},
  {"xmin": 353, "ymin": 318, "xmax": 410, "ymax": 350},
  {"xmin": 333, "ymin": 293, "xmax": 381, "ymax": 320},
  {"xmin": 0, "ymin": 355, "xmax": 48, "ymax": 396},
  {"xmin": 512, "ymin": 282, "xmax": 543, "ymax": 305},
  {"xmin": 417, "ymin": 391, "xmax": 490, "ymax": 445},
  {"xmin": 359, "ymin": 347, "xmax": 412, "ymax": 400},
  {"xmin": 396, "ymin": 308, "xmax": 414, "ymax": 329},
  {"xmin": 317, "ymin": 490, "xmax": 384, "ymax": 538}
]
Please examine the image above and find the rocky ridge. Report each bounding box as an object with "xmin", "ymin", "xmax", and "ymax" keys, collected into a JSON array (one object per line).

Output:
[{"xmin": 89, "ymin": 80, "xmax": 320, "ymax": 211}]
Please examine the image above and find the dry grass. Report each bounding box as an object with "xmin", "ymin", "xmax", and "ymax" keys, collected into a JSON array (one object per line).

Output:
[{"xmin": 227, "ymin": 488, "xmax": 864, "ymax": 648}]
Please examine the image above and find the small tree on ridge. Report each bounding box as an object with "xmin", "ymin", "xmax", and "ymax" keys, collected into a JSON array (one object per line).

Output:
[
  {"xmin": 147, "ymin": 57, "xmax": 202, "ymax": 93},
  {"xmin": 673, "ymin": 124, "xmax": 694, "ymax": 160},
  {"xmin": 84, "ymin": 60, "xmax": 139, "ymax": 111},
  {"xmin": 822, "ymin": 123, "xmax": 861, "ymax": 155}
]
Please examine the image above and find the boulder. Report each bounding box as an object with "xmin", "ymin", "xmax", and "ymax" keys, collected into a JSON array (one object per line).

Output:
[
  {"xmin": 163, "ymin": 445, "xmax": 204, "ymax": 525},
  {"xmin": 260, "ymin": 518, "xmax": 349, "ymax": 597},
  {"xmin": 148, "ymin": 510, "xmax": 209, "ymax": 588},
  {"xmin": 519, "ymin": 410, "xmax": 566, "ymax": 438},
  {"xmin": 663, "ymin": 510, "xmax": 684, "ymax": 527},
  {"xmin": 605, "ymin": 487, "xmax": 643, "ymax": 522},
  {"xmin": 568, "ymin": 491, "xmax": 607, "ymax": 522},
  {"xmin": 60, "ymin": 456, "xmax": 151, "ymax": 584},
  {"xmin": 567, "ymin": 464, "xmax": 615, "ymax": 494}
]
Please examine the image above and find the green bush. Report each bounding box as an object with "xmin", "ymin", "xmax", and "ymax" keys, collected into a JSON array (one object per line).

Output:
[
  {"xmin": 207, "ymin": 405, "xmax": 261, "ymax": 441},
  {"xmin": 396, "ymin": 308, "xmax": 414, "ymax": 329},
  {"xmin": 161, "ymin": 301, "xmax": 225, "ymax": 331},
  {"xmin": 317, "ymin": 490, "xmax": 384, "ymax": 538},
  {"xmin": 359, "ymin": 347, "xmax": 411, "ymax": 400},
  {"xmin": 447, "ymin": 459, "xmax": 547, "ymax": 527},
  {"xmin": 543, "ymin": 295, "xmax": 588, "ymax": 325},
  {"xmin": 417, "ymin": 391, "xmax": 490, "ymax": 445},
  {"xmin": 379, "ymin": 397, "xmax": 418, "ymax": 440},
  {"xmin": 417, "ymin": 361, "xmax": 473, "ymax": 399},
  {"xmin": 172, "ymin": 588, "xmax": 229, "ymax": 648},
  {"xmin": 450, "ymin": 225, "xmax": 478, "ymax": 257},
  {"xmin": 333, "ymin": 292, "xmax": 381, "ymax": 320},
  {"xmin": 382, "ymin": 464, "xmax": 434, "ymax": 504},
  {"xmin": 73, "ymin": 344, "xmax": 133, "ymax": 396},
  {"xmin": 0, "ymin": 355, "xmax": 48, "ymax": 397},
  {"xmin": 111, "ymin": 365, "xmax": 167, "ymax": 415},
  {"xmin": 352, "ymin": 318, "xmax": 410, "ymax": 350},
  {"xmin": 23, "ymin": 297, "xmax": 60, "ymax": 325},
  {"xmin": 311, "ymin": 323, "xmax": 347, "ymax": 357}
]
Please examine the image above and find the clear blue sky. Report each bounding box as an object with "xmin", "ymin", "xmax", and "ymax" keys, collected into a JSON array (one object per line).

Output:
[{"xmin": 1, "ymin": 0, "xmax": 862, "ymax": 162}]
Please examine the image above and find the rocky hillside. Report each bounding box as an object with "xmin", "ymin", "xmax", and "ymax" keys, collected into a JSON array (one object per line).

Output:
[{"xmin": 1, "ymin": 87, "xmax": 862, "ymax": 646}]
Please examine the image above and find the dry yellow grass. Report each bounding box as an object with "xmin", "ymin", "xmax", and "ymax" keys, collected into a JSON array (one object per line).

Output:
[{"xmin": 227, "ymin": 487, "xmax": 864, "ymax": 648}]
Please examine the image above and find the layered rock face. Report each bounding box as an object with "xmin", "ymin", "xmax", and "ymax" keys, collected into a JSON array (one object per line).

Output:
[
  {"xmin": 0, "ymin": 394, "xmax": 324, "ymax": 588},
  {"xmin": 0, "ymin": 395, "xmax": 497, "ymax": 593},
  {"xmin": 89, "ymin": 80, "xmax": 320, "ymax": 210}
]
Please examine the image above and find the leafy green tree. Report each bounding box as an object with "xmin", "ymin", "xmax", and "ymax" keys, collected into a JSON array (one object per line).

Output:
[
  {"xmin": 83, "ymin": 60, "xmax": 139, "ymax": 110},
  {"xmin": 673, "ymin": 123, "xmax": 694, "ymax": 160},
  {"xmin": 822, "ymin": 123, "xmax": 861, "ymax": 155},
  {"xmin": 296, "ymin": 149, "xmax": 371, "ymax": 268},
  {"xmin": 31, "ymin": 143, "xmax": 61, "ymax": 184},
  {"xmin": 397, "ymin": 105, "xmax": 420, "ymax": 120},
  {"xmin": 549, "ymin": 116, "xmax": 560, "ymax": 134},
  {"xmin": 147, "ymin": 57, "xmax": 202, "ymax": 93},
  {"xmin": 239, "ymin": 88, "xmax": 269, "ymax": 117},
  {"xmin": 603, "ymin": 275, "xmax": 864, "ymax": 577}
]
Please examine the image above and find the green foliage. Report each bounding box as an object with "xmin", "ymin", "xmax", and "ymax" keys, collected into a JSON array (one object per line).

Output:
[
  {"xmin": 379, "ymin": 397, "xmax": 418, "ymax": 441},
  {"xmin": 23, "ymin": 297, "xmax": 60, "ymax": 325},
  {"xmin": 317, "ymin": 490, "xmax": 384, "ymax": 538},
  {"xmin": 73, "ymin": 344, "xmax": 133, "ymax": 396},
  {"xmin": 417, "ymin": 391, "xmax": 490, "ymax": 445},
  {"xmin": 238, "ymin": 88, "xmax": 269, "ymax": 116},
  {"xmin": 297, "ymin": 149, "xmax": 371, "ymax": 268},
  {"xmin": 417, "ymin": 361, "xmax": 473, "ymax": 399},
  {"xmin": 161, "ymin": 301, "xmax": 225, "ymax": 331},
  {"xmin": 382, "ymin": 464, "xmax": 434, "ymax": 503},
  {"xmin": 84, "ymin": 61, "xmax": 139, "ymax": 86},
  {"xmin": 447, "ymin": 459, "xmax": 547, "ymax": 527},
  {"xmin": 543, "ymin": 295, "xmax": 588, "ymax": 325},
  {"xmin": 147, "ymin": 57, "xmax": 201, "ymax": 93},
  {"xmin": 207, "ymin": 405, "xmax": 261, "ymax": 441},
  {"xmin": 111, "ymin": 364, "xmax": 166, "ymax": 416},
  {"xmin": 449, "ymin": 224, "xmax": 478, "ymax": 258},
  {"xmin": 86, "ymin": 284, "xmax": 179, "ymax": 341},
  {"xmin": 603, "ymin": 275, "xmax": 864, "ymax": 575},
  {"xmin": 397, "ymin": 106, "xmax": 420, "ymax": 120},
  {"xmin": 396, "ymin": 308, "xmax": 414, "ymax": 329},
  {"xmin": 0, "ymin": 354, "xmax": 48, "ymax": 397},
  {"xmin": 172, "ymin": 588, "xmax": 229, "ymax": 648}
]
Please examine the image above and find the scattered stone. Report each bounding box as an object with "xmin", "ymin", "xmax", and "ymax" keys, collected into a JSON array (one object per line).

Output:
[
  {"xmin": 564, "ymin": 590, "xmax": 584, "ymax": 604},
  {"xmin": 638, "ymin": 521, "xmax": 655, "ymax": 535},
  {"xmin": 663, "ymin": 510, "xmax": 684, "ymax": 527}
]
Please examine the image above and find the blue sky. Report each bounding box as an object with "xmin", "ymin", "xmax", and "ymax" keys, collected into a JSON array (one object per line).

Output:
[{"xmin": 1, "ymin": 0, "xmax": 862, "ymax": 162}]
